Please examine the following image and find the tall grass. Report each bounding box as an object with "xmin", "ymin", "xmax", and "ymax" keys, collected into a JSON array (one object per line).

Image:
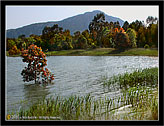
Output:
[
  {"xmin": 103, "ymin": 67, "xmax": 158, "ymax": 89},
  {"xmin": 17, "ymin": 87, "xmax": 158, "ymax": 120}
]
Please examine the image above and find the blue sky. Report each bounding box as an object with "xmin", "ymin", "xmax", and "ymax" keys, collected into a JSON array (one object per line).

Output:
[{"xmin": 6, "ymin": 6, "xmax": 159, "ymax": 30}]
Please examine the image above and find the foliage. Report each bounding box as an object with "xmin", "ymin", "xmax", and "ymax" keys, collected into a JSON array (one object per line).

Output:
[
  {"xmin": 115, "ymin": 32, "xmax": 130, "ymax": 50},
  {"xmin": 126, "ymin": 28, "xmax": 137, "ymax": 48},
  {"xmin": 147, "ymin": 24, "xmax": 158, "ymax": 48},
  {"xmin": 101, "ymin": 27, "xmax": 111, "ymax": 47},
  {"xmin": 122, "ymin": 21, "xmax": 129, "ymax": 31},
  {"xmin": 8, "ymin": 45, "xmax": 20, "ymax": 55},
  {"xmin": 146, "ymin": 16, "xmax": 158, "ymax": 26},
  {"xmin": 91, "ymin": 43, "xmax": 97, "ymax": 49},
  {"xmin": 6, "ymin": 14, "xmax": 158, "ymax": 54},
  {"xmin": 129, "ymin": 20, "xmax": 144, "ymax": 32},
  {"xmin": 21, "ymin": 44, "xmax": 54, "ymax": 84},
  {"xmin": 77, "ymin": 35, "xmax": 88, "ymax": 49},
  {"xmin": 89, "ymin": 13, "xmax": 106, "ymax": 47},
  {"xmin": 137, "ymin": 26, "xmax": 146, "ymax": 47},
  {"xmin": 7, "ymin": 39, "xmax": 16, "ymax": 51},
  {"xmin": 144, "ymin": 44, "xmax": 150, "ymax": 49}
]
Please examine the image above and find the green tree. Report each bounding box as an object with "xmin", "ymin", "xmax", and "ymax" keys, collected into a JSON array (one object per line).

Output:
[
  {"xmin": 137, "ymin": 26, "xmax": 147, "ymax": 47},
  {"xmin": 109, "ymin": 21, "xmax": 114, "ymax": 29},
  {"xmin": 7, "ymin": 39, "xmax": 16, "ymax": 51},
  {"xmin": 101, "ymin": 26, "xmax": 111, "ymax": 47},
  {"xmin": 25, "ymin": 37, "xmax": 37, "ymax": 49},
  {"xmin": 41, "ymin": 24, "xmax": 64, "ymax": 51},
  {"xmin": 30, "ymin": 34, "xmax": 43, "ymax": 49},
  {"xmin": 146, "ymin": 16, "xmax": 158, "ymax": 26},
  {"xmin": 78, "ymin": 35, "xmax": 88, "ymax": 49},
  {"xmin": 126, "ymin": 28, "xmax": 137, "ymax": 48},
  {"xmin": 15, "ymin": 38, "xmax": 24, "ymax": 50},
  {"xmin": 82, "ymin": 30, "xmax": 90, "ymax": 45},
  {"xmin": 114, "ymin": 21, "xmax": 121, "ymax": 29},
  {"xmin": 146, "ymin": 23, "xmax": 158, "ymax": 47},
  {"xmin": 89, "ymin": 12, "xmax": 105, "ymax": 47},
  {"xmin": 122, "ymin": 21, "xmax": 129, "ymax": 32},
  {"xmin": 72, "ymin": 31, "xmax": 81, "ymax": 49},
  {"xmin": 129, "ymin": 20, "xmax": 144, "ymax": 32},
  {"xmin": 63, "ymin": 29, "xmax": 73, "ymax": 49},
  {"xmin": 53, "ymin": 34, "xmax": 63, "ymax": 50},
  {"xmin": 153, "ymin": 24, "xmax": 158, "ymax": 48}
]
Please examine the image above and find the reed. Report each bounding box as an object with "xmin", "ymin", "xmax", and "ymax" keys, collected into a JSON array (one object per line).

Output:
[
  {"xmin": 17, "ymin": 87, "xmax": 158, "ymax": 120},
  {"xmin": 103, "ymin": 67, "xmax": 158, "ymax": 89}
]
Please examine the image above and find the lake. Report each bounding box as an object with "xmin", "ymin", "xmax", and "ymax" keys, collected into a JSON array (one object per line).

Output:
[{"xmin": 6, "ymin": 56, "xmax": 158, "ymax": 114}]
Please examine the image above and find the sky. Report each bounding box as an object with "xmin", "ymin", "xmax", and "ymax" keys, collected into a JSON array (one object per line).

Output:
[{"xmin": 6, "ymin": 6, "xmax": 159, "ymax": 30}]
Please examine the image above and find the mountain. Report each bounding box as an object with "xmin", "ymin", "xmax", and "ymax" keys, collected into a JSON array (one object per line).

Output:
[{"xmin": 7, "ymin": 10, "xmax": 124, "ymax": 38}]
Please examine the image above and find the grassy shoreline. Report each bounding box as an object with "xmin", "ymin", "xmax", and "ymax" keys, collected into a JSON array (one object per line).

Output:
[
  {"xmin": 46, "ymin": 48, "xmax": 158, "ymax": 56},
  {"xmin": 6, "ymin": 48, "xmax": 158, "ymax": 57}
]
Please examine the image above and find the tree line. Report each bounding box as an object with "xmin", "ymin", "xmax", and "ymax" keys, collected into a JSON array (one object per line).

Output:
[{"xmin": 6, "ymin": 13, "xmax": 158, "ymax": 55}]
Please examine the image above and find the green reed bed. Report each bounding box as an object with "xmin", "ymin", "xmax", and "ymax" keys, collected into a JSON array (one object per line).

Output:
[
  {"xmin": 102, "ymin": 67, "xmax": 158, "ymax": 120},
  {"xmin": 103, "ymin": 67, "xmax": 158, "ymax": 88},
  {"xmin": 112, "ymin": 86, "xmax": 158, "ymax": 120},
  {"xmin": 11, "ymin": 67, "xmax": 158, "ymax": 120},
  {"xmin": 17, "ymin": 86, "xmax": 158, "ymax": 120},
  {"xmin": 18, "ymin": 94, "xmax": 114, "ymax": 120}
]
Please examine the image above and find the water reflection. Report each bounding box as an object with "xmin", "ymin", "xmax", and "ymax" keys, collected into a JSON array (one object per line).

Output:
[{"xmin": 23, "ymin": 83, "xmax": 50, "ymax": 104}]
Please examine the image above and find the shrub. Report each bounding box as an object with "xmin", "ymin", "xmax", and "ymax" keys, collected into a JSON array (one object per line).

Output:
[
  {"xmin": 91, "ymin": 43, "xmax": 96, "ymax": 49},
  {"xmin": 21, "ymin": 44, "xmax": 54, "ymax": 84},
  {"xmin": 144, "ymin": 44, "xmax": 150, "ymax": 49}
]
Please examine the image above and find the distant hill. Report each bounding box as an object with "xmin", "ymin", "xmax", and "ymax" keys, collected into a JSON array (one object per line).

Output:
[{"xmin": 7, "ymin": 10, "xmax": 124, "ymax": 38}]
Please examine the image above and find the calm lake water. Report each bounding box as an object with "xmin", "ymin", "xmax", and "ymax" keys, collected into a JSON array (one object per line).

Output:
[{"xmin": 6, "ymin": 56, "xmax": 158, "ymax": 114}]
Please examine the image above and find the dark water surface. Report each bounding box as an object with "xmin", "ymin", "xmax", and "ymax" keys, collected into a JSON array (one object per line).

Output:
[{"xmin": 6, "ymin": 56, "xmax": 158, "ymax": 114}]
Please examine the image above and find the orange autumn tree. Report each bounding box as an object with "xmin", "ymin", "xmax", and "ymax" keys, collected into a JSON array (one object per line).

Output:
[{"xmin": 21, "ymin": 44, "xmax": 54, "ymax": 84}]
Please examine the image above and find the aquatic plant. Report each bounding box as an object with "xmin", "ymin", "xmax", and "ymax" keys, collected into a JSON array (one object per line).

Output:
[{"xmin": 103, "ymin": 67, "xmax": 158, "ymax": 89}]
